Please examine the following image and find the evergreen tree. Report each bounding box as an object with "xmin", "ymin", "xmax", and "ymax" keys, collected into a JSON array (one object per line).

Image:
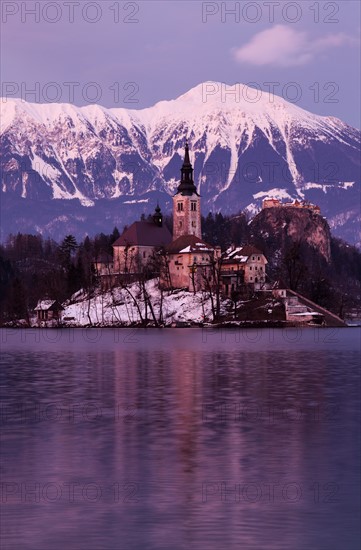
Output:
[
  {"xmin": 8, "ymin": 278, "xmax": 28, "ymax": 320},
  {"xmin": 111, "ymin": 227, "xmax": 120, "ymax": 243},
  {"xmin": 59, "ymin": 235, "xmax": 78, "ymax": 267}
]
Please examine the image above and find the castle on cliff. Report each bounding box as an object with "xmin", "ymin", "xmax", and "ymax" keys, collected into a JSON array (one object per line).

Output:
[{"xmin": 262, "ymin": 197, "xmax": 320, "ymax": 214}]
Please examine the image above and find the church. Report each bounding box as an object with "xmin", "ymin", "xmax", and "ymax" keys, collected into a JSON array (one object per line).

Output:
[
  {"xmin": 112, "ymin": 204, "xmax": 172, "ymax": 274},
  {"xmin": 93, "ymin": 143, "xmax": 218, "ymax": 290},
  {"xmin": 172, "ymin": 142, "xmax": 202, "ymax": 240},
  {"xmin": 162, "ymin": 142, "xmax": 218, "ymax": 291},
  {"xmin": 94, "ymin": 142, "xmax": 266, "ymax": 293}
]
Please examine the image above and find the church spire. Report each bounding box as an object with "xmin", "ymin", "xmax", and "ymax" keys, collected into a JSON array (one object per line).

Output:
[
  {"xmin": 183, "ymin": 141, "xmax": 191, "ymax": 167},
  {"xmin": 176, "ymin": 142, "xmax": 199, "ymax": 196}
]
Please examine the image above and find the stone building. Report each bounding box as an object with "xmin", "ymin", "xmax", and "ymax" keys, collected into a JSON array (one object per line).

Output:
[
  {"xmin": 172, "ymin": 142, "xmax": 202, "ymax": 240},
  {"xmin": 262, "ymin": 197, "xmax": 281, "ymax": 209},
  {"xmin": 112, "ymin": 205, "xmax": 172, "ymax": 274},
  {"xmin": 163, "ymin": 234, "xmax": 219, "ymax": 292},
  {"xmin": 94, "ymin": 252, "xmax": 114, "ymax": 277},
  {"xmin": 162, "ymin": 143, "xmax": 218, "ymax": 291},
  {"xmin": 93, "ymin": 143, "xmax": 269, "ymax": 295},
  {"xmin": 221, "ymin": 245, "xmax": 268, "ymax": 296},
  {"xmin": 262, "ymin": 197, "xmax": 320, "ymax": 214}
]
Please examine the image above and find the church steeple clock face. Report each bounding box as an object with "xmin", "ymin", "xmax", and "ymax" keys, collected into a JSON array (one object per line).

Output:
[{"xmin": 173, "ymin": 142, "xmax": 202, "ymax": 240}]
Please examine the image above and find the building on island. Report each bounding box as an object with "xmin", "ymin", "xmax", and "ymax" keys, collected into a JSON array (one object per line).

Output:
[
  {"xmin": 221, "ymin": 245, "xmax": 268, "ymax": 296},
  {"xmin": 93, "ymin": 252, "xmax": 114, "ymax": 277},
  {"xmin": 163, "ymin": 235, "xmax": 219, "ymax": 292},
  {"xmin": 112, "ymin": 205, "xmax": 172, "ymax": 274},
  {"xmin": 161, "ymin": 143, "xmax": 219, "ymax": 292},
  {"xmin": 34, "ymin": 299, "xmax": 64, "ymax": 324},
  {"xmin": 172, "ymin": 142, "xmax": 202, "ymax": 240},
  {"xmin": 93, "ymin": 142, "xmax": 268, "ymax": 294},
  {"xmin": 94, "ymin": 205, "xmax": 172, "ymax": 287}
]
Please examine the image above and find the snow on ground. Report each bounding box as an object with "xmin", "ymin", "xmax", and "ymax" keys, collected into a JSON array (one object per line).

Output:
[{"xmin": 62, "ymin": 279, "xmax": 227, "ymax": 326}]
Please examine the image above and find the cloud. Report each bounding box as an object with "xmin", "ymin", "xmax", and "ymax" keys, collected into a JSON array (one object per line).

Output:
[{"xmin": 232, "ymin": 25, "xmax": 357, "ymax": 67}]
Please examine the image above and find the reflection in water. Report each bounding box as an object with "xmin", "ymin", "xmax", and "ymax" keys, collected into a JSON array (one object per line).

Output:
[{"xmin": 1, "ymin": 329, "xmax": 360, "ymax": 549}]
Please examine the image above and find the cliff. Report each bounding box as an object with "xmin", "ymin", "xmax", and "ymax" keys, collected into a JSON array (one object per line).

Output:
[{"xmin": 249, "ymin": 206, "xmax": 331, "ymax": 264}]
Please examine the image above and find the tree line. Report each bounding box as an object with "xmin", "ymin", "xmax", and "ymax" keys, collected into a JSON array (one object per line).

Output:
[
  {"xmin": 0, "ymin": 228, "xmax": 120, "ymax": 322},
  {"xmin": 0, "ymin": 211, "xmax": 360, "ymax": 322}
]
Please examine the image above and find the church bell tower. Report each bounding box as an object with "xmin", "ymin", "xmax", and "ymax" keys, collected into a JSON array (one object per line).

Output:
[{"xmin": 172, "ymin": 142, "xmax": 201, "ymax": 240}]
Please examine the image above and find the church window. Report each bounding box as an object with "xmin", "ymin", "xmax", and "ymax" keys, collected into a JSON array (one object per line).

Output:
[
  {"xmin": 191, "ymin": 221, "xmax": 196, "ymax": 227},
  {"xmin": 179, "ymin": 221, "xmax": 182, "ymax": 228},
  {"xmin": 177, "ymin": 202, "xmax": 184, "ymax": 211},
  {"xmin": 191, "ymin": 202, "xmax": 197, "ymax": 211}
]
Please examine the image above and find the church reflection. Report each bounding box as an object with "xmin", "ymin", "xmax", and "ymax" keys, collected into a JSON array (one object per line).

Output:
[{"xmin": 2, "ymin": 331, "xmax": 359, "ymax": 550}]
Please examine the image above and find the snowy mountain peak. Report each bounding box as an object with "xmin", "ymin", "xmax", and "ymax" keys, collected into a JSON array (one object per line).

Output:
[
  {"xmin": 1, "ymin": 80, "xmax": 339, "ymax": 133},
  {"xmin": 137, "ymin": 81, "xmax": 331, "ymax": 129},
  {"xmin": 0, "ymin": 83, "xmax": 360, "ymax": 245},
  {"xmin": 176, "ymin": 81, "xmax": 292, "ymax": 110}
]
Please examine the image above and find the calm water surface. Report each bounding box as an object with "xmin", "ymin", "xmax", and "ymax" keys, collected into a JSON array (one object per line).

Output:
[{"xmin": 1, "ymin": 328, "xmax": 360, "ymax": 550}]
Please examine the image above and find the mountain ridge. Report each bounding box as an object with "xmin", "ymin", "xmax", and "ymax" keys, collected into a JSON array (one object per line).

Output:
[{"xmin": 1, "ymin": 82, "xmax": 360, "ymax": 244}]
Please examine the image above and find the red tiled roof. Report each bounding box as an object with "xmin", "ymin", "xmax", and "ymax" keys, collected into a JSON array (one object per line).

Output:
[
  {"xmin": 237, "ymin": 245, "xmax": 264, "ymax": 256},
  {"xmin": 113, "ymin": 222, "xmax": 172, "ymax": 248},
  {"xmin": 166, "ymin": 234, "xmax": 214, "ymax": 254}
]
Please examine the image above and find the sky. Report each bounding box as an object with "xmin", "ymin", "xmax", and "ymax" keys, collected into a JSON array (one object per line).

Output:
[{"xmin": 1, "ymin": 0, "xmax": 360, "ymax": 127}]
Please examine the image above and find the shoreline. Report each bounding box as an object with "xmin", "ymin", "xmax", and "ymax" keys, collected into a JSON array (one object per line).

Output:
[{"xmin": 1, "ymin": 320, "xmax": 351, "ymax": 329}]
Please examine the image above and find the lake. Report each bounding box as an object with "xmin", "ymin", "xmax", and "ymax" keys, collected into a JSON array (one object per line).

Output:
[{"xmin": 1, "ymin": 327, "xmax": 360, "ymax": 550}]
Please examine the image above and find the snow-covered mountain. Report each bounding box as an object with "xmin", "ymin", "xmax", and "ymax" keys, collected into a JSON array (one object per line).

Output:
[{"xmin": 1, "ymin": 82, "xmax": 360, "ymax": 244}]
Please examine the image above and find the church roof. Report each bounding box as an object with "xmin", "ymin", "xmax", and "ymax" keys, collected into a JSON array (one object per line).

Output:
[
  {"xmin": 166, "ymin": 234, "xmax": 214, "ymax": 254},
  {"xmin": 113, "ymin": 221, "xmax": 172, "ymax": 248}
]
